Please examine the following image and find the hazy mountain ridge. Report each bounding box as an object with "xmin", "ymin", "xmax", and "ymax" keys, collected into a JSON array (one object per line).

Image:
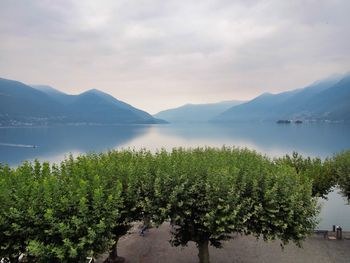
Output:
[
  {"xmin": 32, "ymin": 85, "xmax": 76, "ymax": 105},
  {"xmin": 213, "ymin": 74, "xmax": 350, "ymax": 122},
  {"xmin": 2, "ymin": 73, "xmax": 349, "ymax": 126},
  {"xmin": 154, "ymin": 100, "xmax": 244, "ymax": 123},
  {"xmin": 0, "ymin": 78, "xmax": 164, "ymax": 126},
  {"xmin": 0, "ymin": 79, "xmax": 63, "ymax": 118}
]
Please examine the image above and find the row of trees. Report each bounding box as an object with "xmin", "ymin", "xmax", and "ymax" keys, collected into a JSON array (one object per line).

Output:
[
  {"xmin": 0, "ymin": 147, "xmax": 349, "ymax": 263},
  {"xmin": 277, "ymin": 151, "xmax": 350, "ymax": 201}
]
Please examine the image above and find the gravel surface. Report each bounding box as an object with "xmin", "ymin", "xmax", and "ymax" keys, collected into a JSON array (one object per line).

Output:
[{"xmin": 96, "ymin": 223, "xmax": 350, "ymax": 263}]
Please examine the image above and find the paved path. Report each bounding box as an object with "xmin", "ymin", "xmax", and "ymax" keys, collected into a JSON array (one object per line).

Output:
[{"xmin": 97, "ymin": 223, "xmax": 350, "ymax": 263}]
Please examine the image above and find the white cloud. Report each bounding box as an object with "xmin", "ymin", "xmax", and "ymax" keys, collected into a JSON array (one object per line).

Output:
[{"xmin": 0, "ymin": 0, "xmax": 349, "ymax": 113}]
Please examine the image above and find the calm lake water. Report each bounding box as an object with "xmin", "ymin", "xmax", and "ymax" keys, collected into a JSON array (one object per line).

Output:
[{"xmin": 1, "ymin": 122, "xmax": 349, "ymax": 230}]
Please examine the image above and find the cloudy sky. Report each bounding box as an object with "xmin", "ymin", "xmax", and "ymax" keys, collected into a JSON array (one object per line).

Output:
[{"xmin": 0, "ymin": 0, "xmax": 349, "ymax": 113}]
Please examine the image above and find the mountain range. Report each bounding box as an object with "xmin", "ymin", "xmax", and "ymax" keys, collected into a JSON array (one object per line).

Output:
[
  {"xmin": 0, "ymin": 78, "xmax": 164, "ymax": 126},
  {"xmin": 1, "ymin": 73, "xmax": 349, "ymax": 126},
  {"xmin": 154, "ymin": 73, "xmax": 350, "ymax": 123},
  {"xmin": 154, "ymin": 100, "xmax": 244, "ymax": 123},
  {"xmin": 213, "ymin": 74, "xmax": 350, "ymax": 122}
]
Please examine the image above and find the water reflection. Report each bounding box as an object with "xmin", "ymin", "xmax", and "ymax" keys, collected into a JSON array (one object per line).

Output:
[
  {"xmin": 318, "ymin": 189, "xmax": 350, "ymax": 230},
  {"xmin": 0, "ymin": 125, "xmax": 150, "ymax": 166},
  {"xmin": 121, "ymin": 123, "xmax": 350, "ymax": 158}
]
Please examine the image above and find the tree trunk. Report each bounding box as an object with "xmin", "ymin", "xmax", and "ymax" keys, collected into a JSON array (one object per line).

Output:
[
  {"xmin": 104, "ymin": 239, "xmax": 125, "ymax": 263},
  {"xmin": 143, "ymin": 216, "xmax": 152, "ymax": 229},
  {"xmin": 197, "ymin": 239, "xmax": 210, "ymax": 263}
]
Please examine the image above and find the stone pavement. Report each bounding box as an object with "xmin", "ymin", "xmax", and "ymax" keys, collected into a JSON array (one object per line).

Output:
[{"xmin": 96, "ymin": 223, "xmax": 350, "ymax": 263}]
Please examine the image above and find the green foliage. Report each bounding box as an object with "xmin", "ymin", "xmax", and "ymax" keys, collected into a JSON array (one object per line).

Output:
[
  {"xmin": 29, "ymin": 156, "xmax": 123, "ymax": 262},
  {"xmin": 276, "ymin": 152, "xmax": 336, "ymax": 198},
  {"xmin": 244, "ymin": 164, "xmax": 318, "ymax": 247},
  {"xmin": 0, "ymin": 157, "xmax": 125, "ymax": 262},
  {"xmin": 333, "ymin": 150, "xmax": 350, "ymax": 202},
  {"xmin": 0, "ymin": 148, "xmax": 323, "ymax": 263},
  {"xmin": 155, "ymin": 148, "xmax": 318, "ymax": 254}
]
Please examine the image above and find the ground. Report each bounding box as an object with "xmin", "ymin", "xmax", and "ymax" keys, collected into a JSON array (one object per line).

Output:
[{"xmin": 96, "ymin": 223, "xmax": 350, "ymax": 263}]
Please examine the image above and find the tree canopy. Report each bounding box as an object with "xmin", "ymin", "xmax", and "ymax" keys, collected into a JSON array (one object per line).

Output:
[
  {"xmin": 275, "ymin": 152, "xmax": 335, "ymax": 198},
  {"xmin": 333, "ymin": 150, "xmax": 350, "ymax": 202},
  {"xmin": 0, "ymin": 147, "xmax": 334, "ymax": 263}
]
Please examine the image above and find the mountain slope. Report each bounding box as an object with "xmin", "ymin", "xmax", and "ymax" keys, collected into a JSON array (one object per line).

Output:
[
  {"xmin": 212, "ymin": 90, "xmax": 300, "ymax": 122},
  {"xmin": 299, "ymin": 75, "xmax": 350, "ymax": 120},
  {"xmin": 0, "ymin": 78, "xmax": 63, "ymax": 118},
  {"xmin": 274, "ymin": 76, "xmax": 346, "ymax": 119},
  {"xmin": 83, "ymin": 89, "xmax": 156, "ymax": 121},
  {"xmin": 213, "ymin": 74, "xmax": 350, "ymax": 122},
  {"xmin": 65, "ymin": 90, "xmax": 159, "ymax": 124},
  {"xmin": 31, "ymin": 85, "xmax": 76, "ymax": 105},
  {"xmin": 154, "ymin": 100, "xmax": 244, "ymax": 123},
  {"xmin": 34, "ymin": 86, "xmax": 161, "ymax": 123},
  {"xmin": 0, "ymin": 78, "xmax": 164, "ymax": 125}
]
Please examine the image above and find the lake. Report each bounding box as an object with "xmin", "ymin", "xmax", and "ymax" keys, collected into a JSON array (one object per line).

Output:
[{"xmin": 1, "ymin": 122, "xmax": 350, "ymax": 230}]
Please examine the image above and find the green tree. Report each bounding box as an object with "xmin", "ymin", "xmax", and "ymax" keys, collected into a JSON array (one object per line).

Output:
[
  {"xmin": 333, "ymin": 150, "xmax": 350, "ymax": 201},
  {"xmin": 0, "ymin": 161, "xmax": 47, "ymax": 261},
  {"xmin": 0, "ymin": 163, "xmax": 20, "ymax": 261},
  {"xmin": 0, "ymin": 156, "xmax": 125, "ymax": 263},
  {"xmin": 100, "ymin": 150, "xmax": 139, "ymax": 263},
  {"xmin": 158, "ymin": 148, "xmax": 318, "ymax": 263},
  {"xmin": 27, "ymin": 157, "xmax": 123, "ymax": 263},
  {"xmin": 0, "ymin": 148, "xmax": 321, "ymax": 263},
  {"xmin": 103, "ymin": 149, "xmax": 171, "ymax": 262},
  {"xmin": 276, "ymin": 152, "xmax": 335, "ymax": 198}
]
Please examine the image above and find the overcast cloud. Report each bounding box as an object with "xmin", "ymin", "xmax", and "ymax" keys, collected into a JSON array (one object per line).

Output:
[{"xmin": 0, "ymin": 0, "xmax": 349, "ymax": 113}]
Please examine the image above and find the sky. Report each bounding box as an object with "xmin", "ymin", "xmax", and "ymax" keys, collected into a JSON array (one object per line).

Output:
[{"xmin": 0, "ymin": 0, "xmax": 349, "ymax": 114}]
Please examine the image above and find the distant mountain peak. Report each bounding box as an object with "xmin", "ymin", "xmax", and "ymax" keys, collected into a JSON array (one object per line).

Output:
[
  {"xmin": 260, "ymin": 92, "xmax": 273, "ymax": 97},
  {"xmin": 1, "ymin": 77, "xmax": 165, "ymax": 125},
  {"xmin": 154, "ymin": 100, "xmax": 244, "ymax": 123},
  {"xmin": 85, "ymin": 88, "xmax": 105, "ymax": 94},
  {"xmin": 212, "ymin": 73, "xmax": 350, "ymax": 122}
]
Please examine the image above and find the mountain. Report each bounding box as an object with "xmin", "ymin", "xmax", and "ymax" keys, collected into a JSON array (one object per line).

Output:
[
  {"xmin": 63, "ymin": 89, "xmax": 161, "ymax": 124},
  {"xmin": 34, "ymin": 85, "xmax": 161, "ymax": 123},
  {"xmin": 154, "ymin": 100, "xmax": 244, "ymax": 123},
  {"xmin": 80, "ymin": 89, "xmax": 159, "ymax": 121},
  {"xmin": 0, "ymin": 78, "xmax": 62, "ymax": 118},
  {"xmin": 0, "ymin": 77, "xmax": 164, "ymax": 126},
  {"xmin": 292, "ymin": 75, "xmax": 350, "ymax": 120},
  {"xmin": 211, "ymin": 90, "xmax": 300, "ymax": 122},
  {"xmin": 213, "ymin": 74, "xmax": 350, "ymax": 122},
  {"xmin": 31, "ymin": 85, "xmax": 76, "ymax": 104}
]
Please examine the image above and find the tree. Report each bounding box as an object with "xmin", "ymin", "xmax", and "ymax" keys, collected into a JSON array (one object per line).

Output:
[
  {"xmin": 0, "ymin": 156, "xmax": 124, "ymax": 263},
  {"xmin": 0, "ymin": 148, "xmax": 320, "ymax": 263},
  {"xmin": 0, "ymin": 161, "xmax": 49, "ymax": 262},
  {"xmin": 26, "ymin": 157, "xmax": 123, "ymax": 263},
  {"xmin": 333, "ymin": 150, "xmax": 350, "ymax": 202},
  {"xmin": 157, "ymin": 148, "xmax": 318, "ymax": 263},
  {"xmin": 276, "ymin": 152, "xmax": 335, "ymax": 198},
  {"xmin": 0, "ymin": 163, "xmax": 25, "ymax": 261},
  {"xmin": 101, "ymin": 150, "xmax": 141, "ymax": 263}
]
